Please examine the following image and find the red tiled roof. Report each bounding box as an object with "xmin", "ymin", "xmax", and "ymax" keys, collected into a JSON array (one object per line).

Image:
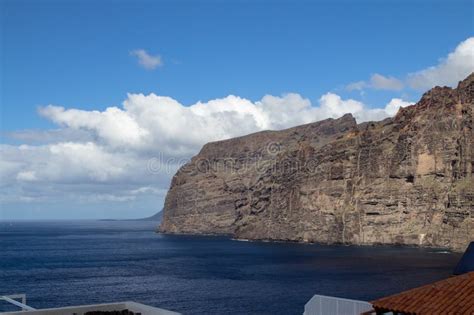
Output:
[{"xmin": 371, "ymin": 271, "xmax": 474, "ymax": 314}]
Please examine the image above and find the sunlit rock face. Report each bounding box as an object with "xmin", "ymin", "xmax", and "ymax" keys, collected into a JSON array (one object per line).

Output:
[{"xmin": 160, "ymin": 74, "xmax": 474, "ymax": 252}]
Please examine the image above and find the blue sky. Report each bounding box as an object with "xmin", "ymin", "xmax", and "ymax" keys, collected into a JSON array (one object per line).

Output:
[{"xmin": 1, "ymin": 0, "xmax": 473, "ymax": 219}]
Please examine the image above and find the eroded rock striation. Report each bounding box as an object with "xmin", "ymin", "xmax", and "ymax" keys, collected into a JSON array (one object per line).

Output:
[{"xmin": 159, "ymin": 74, "xmax": 474, "ymax": 251}]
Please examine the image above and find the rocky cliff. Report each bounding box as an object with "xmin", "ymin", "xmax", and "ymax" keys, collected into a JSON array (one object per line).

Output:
[{"xmin": 159, "ymin": 74, "xmax": 474, "ymax": 251}]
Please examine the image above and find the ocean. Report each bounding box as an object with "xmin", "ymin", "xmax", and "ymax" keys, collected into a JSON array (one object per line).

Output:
[{"xmin": 0, "ymin": 220, "xmax": 461, "ymax": 314}]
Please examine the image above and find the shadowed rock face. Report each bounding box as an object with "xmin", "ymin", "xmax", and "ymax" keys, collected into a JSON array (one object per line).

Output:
[{"xmin": 159, "ymin": 74, "xmax": 474, "ymax": 252}]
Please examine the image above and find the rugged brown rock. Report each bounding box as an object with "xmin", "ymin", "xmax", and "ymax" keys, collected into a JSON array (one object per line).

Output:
[{"xmin": 159, "ymin": 74, "xmax": 474, "ymax": 251}]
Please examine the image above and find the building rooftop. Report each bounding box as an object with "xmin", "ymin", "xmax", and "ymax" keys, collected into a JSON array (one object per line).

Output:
[{"xmin": 369, "ymin": 271, "xmax": 474, "ymax": 314}]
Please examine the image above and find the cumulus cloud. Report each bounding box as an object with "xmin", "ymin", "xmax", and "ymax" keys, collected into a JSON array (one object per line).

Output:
[
  {"xmin": 39, "ymin": 106, "xmax": 149, "ymax": 149},
  {"xmin": 318, "ymin": 94, "xmax": 413, "ymax": 122},
  {"xmin": 383, "ymin": 98, "xmax": 413, "ymax": 116},
  {"xmin": 407, "ymin": 37, "xmax": 474, "ymax": 90},
  {"xmin": 318, "ymin": 93, "xmax": 364, "ymax": 117},
  {"xmin": 130, "ymin": 49, "xmax": 163, "ymax": 70},
  {"xmin": 36, "ymin": 92, "xmax": 411, "ymax": 159},
  {"xmin": 1, "ymin": 91, "xmax": 412, "ymax": 206}
]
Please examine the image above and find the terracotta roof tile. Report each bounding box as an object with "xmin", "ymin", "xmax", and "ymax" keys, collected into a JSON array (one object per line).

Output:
[{"xmin": 371, "ymin": 272, "xmax": 474, "ymax": 314}]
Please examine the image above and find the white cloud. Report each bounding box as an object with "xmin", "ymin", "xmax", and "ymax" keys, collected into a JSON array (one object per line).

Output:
[
  {"xmin": 130, "ymin": 186, "xmax": 167, "ymax": 195},
  {"xmin": 130, "ymin": 49, "xmax": 163, "ymax": 70},
  {"xmin": 47, "ymin": 142, "xmax": 127, "ymax": 182},
  {"xmin": 346, "ymin": 73, "xmax": 404, "ymax": 91},
  {"xmin": 384, "ymin": 98, "xmax": 413, "ymax": 116},
  {"xmin": 16, "ymin": 171, "xmax": 38, "ymax": 182},
  {"xmin": 318, "ymin": 93, "xmax": 364, "ymax": 117},
  {"xmin": 0, "ymin": 141, "xmax": 174, "ymax": 207},
  {"xmin": 346, "ymin": 81, "xmax": 367, "ymax": 91},
  {"xmin": 37, "ymin": 92, "xmax": 410, "ymax": 162},
  {"xmin": 82, "ymin": 194, "xmax": 137, "ymax": 202},
  {"xmin": 370, "ymin": 74, "xmax": 404, "ymax": 90},
  {"xmin": 347, "ymin": 37, "xmax": 474, "ymax": 92},
  {"xmin": 407, "ymin": 37, "xmax": 474, "ymax": 90},
  {"xmin": 319, "ymin": 93, "xmax": 413, "ymax": 122},
  {"xmin": 2, "ymin": 142, "xmax": 130, "ymax": 185},
  {"xmin": 39, "ymin": 106, "xmax": 149, "ymax": 148}
]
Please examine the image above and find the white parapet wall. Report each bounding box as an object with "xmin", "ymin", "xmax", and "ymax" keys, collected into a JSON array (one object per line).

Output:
[
  {"xmin": 0, "ymin": 301, "xmax": 181, "ymax": 315},
  {"xmin": 304, "ymin": 294, "xmax": 373, "ymax": 315}
]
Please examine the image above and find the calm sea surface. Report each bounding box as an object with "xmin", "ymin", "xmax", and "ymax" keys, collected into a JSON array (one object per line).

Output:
[{"xmin": 0, "ymin": 220, "xmax": 461, "ymax": 314}]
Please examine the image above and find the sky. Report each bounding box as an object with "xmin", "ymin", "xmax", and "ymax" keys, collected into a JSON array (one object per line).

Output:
[{"xmin": 0, "ymin": 0, "xmax": 473, "ymax": 219}]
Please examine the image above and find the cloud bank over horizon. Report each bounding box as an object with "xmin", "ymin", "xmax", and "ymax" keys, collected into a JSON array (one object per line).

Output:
[{"xmin": 1, "ymin": 91, "xmax": 412, "ymax": 209}]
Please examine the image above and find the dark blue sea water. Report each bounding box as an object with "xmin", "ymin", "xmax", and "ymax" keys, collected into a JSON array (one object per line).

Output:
[{"xmin": 0, "ymin": 221, "xmax": 461, "ymax": 314}]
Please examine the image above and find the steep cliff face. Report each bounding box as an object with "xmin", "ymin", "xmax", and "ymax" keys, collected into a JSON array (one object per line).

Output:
[{"xmin": 159, "ymin": 74, "xmax": 474, "ymax": 251}]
